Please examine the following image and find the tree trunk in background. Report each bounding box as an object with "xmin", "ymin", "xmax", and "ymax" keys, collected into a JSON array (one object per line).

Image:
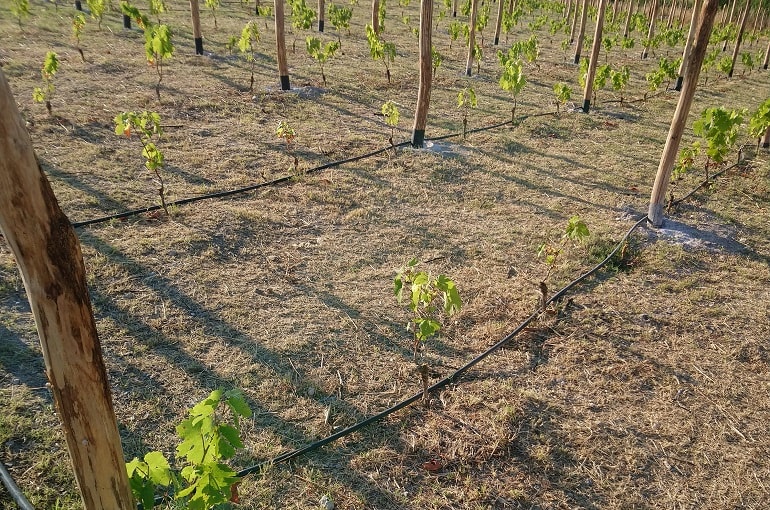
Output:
[
  {"xmin": 494, "ymin": 0, "xmax": 505, "ymax": 45},
  {"xmin": 648, "ymin": 0, "xmax": 719, "ymax": 227},
  {"xmin": 318, "ymin": 0, "xmax": 325, "ymax": 31},
  {"xmin": 0, "ymin": 69, "xmax": 135, "ymax": 510},
  {"xmin": 675, "ymin": 0, "xmax": 702, "ymax": 90},
  {"xmin": 641, "ymin": 0, "xmax": 658, "ymax": 58},
  {"xmin": 727, "ymin": 0, "xmax": 749, "ymax": 77},
  {"xmin": 275, "ymin": 0, "xmax": 291, "ymax": 90},
  {"xmin": 582, "ymin": 0, "xmax": 607, "ymax": 112},
  {"xmin": 466, "ymin": 0, "xmax": 479, "ymax": 75},
  {"xmin": 190, "ymin": 0, "xmax": 204, "ymax": 55},
  {"xmin": 372, "ymin": 0, "xmax": 380, "ymax": 33},
  {"xmin": 574, "ymin": 0, "xmax": 589, "ymax": 62},
  {"xmin": 411, "ymin": 0, "xmax": 433, "ymax": 147}
]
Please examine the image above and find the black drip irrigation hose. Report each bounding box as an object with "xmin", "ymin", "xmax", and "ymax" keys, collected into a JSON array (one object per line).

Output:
[
  {"xmin": 0, "ymin": 461, "xmax": 35, "ymax": 510},
  {"xmin": 71, "ymin": 141, "xmax": 411, "ymax": 229}
]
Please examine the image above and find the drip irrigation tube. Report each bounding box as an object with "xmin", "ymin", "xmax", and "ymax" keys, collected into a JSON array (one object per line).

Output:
[
  {"xmin": 0, "ymin": 461, "xmax": 35, "ymax": 510},
  {"xmin": 71, "ymin": 141, "xmax": 411, "ymax": 229}
]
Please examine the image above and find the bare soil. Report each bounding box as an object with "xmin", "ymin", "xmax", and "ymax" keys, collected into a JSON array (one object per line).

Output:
[{"xmin": 1, "ymin": 0, "xmax": 769, "ymax": 508}]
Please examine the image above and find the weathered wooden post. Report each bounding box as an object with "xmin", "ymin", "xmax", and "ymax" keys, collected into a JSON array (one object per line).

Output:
[
  {"xmin": 411, "ymin": 0, "xmax": 434, "ymax": 147},
  {"xmin": 674, "ymin": 0, "xmax": 703, "ymax": 90},
  {"xmin": 0, "ymin": 69, "xmax": 135, "ymax": 509},
  {"xmin": 582, "ymin": 0, "xmax": 608, "ymax": 112},
  {"xmin": 275, "ymin": 0, "xmax": 291, "ymax": 90},
  {"xmin": 318, "ymin": 0, "xmax": 325, "ymax": 31},
  {"xmin": 190, "ymin": 0, "xmax": 204, "ymax": 55},
  {"xmin": 648, "ymin": 0, "xmax": 719, "ymax": 227},
  {"xmin": 493, "ymin": 0, "xmax": 505, "ymax": 45},
  {"xmin": 573, "ymin": 0, "xmax": 589, "ymax": 62},
  {"xmin": 641, "ymin": 0, "xmax": 659, "ymax": 58},
  {"xmin": 466, "ymin": 0, "xmax": 479, "ymax": 75},
  {"xmin": 372, "ymin": 0, "xmax": 380, "ymax": 34},
  {"xmin": 727, "ymin": 0, "xmax": 750, "ymax": 77}
]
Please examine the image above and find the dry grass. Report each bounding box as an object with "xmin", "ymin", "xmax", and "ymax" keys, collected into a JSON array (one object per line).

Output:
[{"xmin": 1, "ymin": 0, "xmax": 769, "ymax": 508}]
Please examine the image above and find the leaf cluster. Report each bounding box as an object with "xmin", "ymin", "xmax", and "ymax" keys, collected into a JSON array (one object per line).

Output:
[
  {"xmin": 290, "ymin": 0, "xmax": 316, "ymax": 31},
  {"xmin": 692, "ymin": 107, "xmax": 744, "ymax": 164},
  {"xmin": 381, "ymin": 100, "xmax": 400, "ymax": 127},
  {"xmin": 748, "ymin": 97, "xmax": 770, "ymax": 139},
  {"xmin": 32, "ymin": 51, "xmax": 59, "ymax": 107},
  {"xmin": 537, "ymin": 216, "xmax": 590, "ymax": 280},
  {"xmin": 457, "ymin": 86, "xmax": 477, "ymax": 109},
  {"xmin": 327, "ymin": 2, "xmax": 353, "ymax": 34}
]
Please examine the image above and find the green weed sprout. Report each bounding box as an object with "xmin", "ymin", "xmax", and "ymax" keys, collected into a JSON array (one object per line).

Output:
[
  {"xmin": 238, "ymin": 21, "xmax": 261, "ymax": 91},
  {"xmin": 457, "ymin": 86, "xmax": 477, "ymax": 139},
  {"xmin": 32, "ymin": 51, "xmax": 59, "ymax": 116}
]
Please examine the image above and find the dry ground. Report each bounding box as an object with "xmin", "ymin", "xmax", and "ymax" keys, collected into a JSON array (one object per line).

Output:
[{"xmin": 1, "ymin": 0, "xmax": 769, "ymax": 508}]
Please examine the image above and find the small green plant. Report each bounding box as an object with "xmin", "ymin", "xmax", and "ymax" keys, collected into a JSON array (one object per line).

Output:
[
  {"xmin": 115, "ymin": 111, "xmax": 170, "ymax": 215},
  {"xmin": 672, "ymin": 142, "xmax": 700, "ymax": 181},
  {"xmin": 381, "ymin": 100, "xmax": 400, "ymax": 148},
  {"xmin": 502, "ymin": 8, "xmax": 522, "ymax": 43},
  {"xmin": 11, "ymin": 0, "xmax": 30, "ymax": 29},
  {"xmin": 457, "ymin": 86, "xmax": 477, "ymax": 139},
  {"xmin": 225, "ymin": 35, "xmax": 238, "ymax": 54},
  {"xmin": 499, "ymin": 59, "xmax": 526, "ymax": 122},
  {"xmin": 32, "ymin": 51, "xmax": 59, "ymax": 116},
  {"xmin": 87, "ymin": 0, "xmax": 106, "ymax": 28},
  {"xmin": 700, "ymin": 48, "xmax": 720, "ymax": 85},
  {"xmin": 290, "ymin": 0, "xmax": 316, "ymax": 52},
  {"xmin": 366, "ymin": 24, "xmax": 396, "ymax": 83},
  {"xmin": 448, "ymin": 21, "xmax": 463, "ymax": 50},
  {"xmin": 748, "ymin": 98, "xmax": 770, "ymax": 151},
  {"xmin": 276, "ymin": 120, "xmax": 299, "ymax": 175},
  {"xmin": 238, "ymin": 21, "xmax": 261, "ymax": 91},
  {"xmin": 205, "ymin": 0, "xmax": 220, "ymax": 28},
  {"xmin": 378, "ymin": 0, "xmax": 387, "ymax": 32},
  {"xmin": 553, "ymin": 82, "xmax": 571, "ymax": 115},
  {"xmin": 475, "ymin": 2, "xmax": 490, "ymax": 46},
  {"xmin": 592, "ymin": 63, "xmax": 612, "ymax": 102},
  {"xmin": 537, "ymin": 215, "xmax": 590, "ymax": 310},
  {"xmin": 740, "ymin": 52, "xmax": 754, "ymax": 75},
  {"xmin": 621, "ymin": 36, "xmax": 635, "ymax": 50},
  {"xmin": 473, "ymin": 42, "xmax": 483, "ymax": 74},
  {"xmin": 145, "ymin": 23, "xmax": 174, "ymax": 101},
  {"xmin": 306, "ymin": 37, "xmax": 340, "ymax": 86},
  {"xmin": 394, "ymin": 258, "xmax": 462, "ymax": 360},
  {"xmin": 327, "ymin": 2, "xmax": 353, "ymax": 43},
  {"xmin": 72, "ymin": 13, "xmax": 86, "ymax": 62},
  {"xmin": 692, "ymin": 107, "xmax": 744, "ymax": 181},
  {"xmin": 148, "ymin": 0, "xmax": 166, "ymax": 22},
  {"xmin": 609, "ymin": 64, "xmax": 630, "ymax": 104},
  {"xmin": 126, "ymin": 389, "xmax": 252, "ymax": 509},
  {"xmin": 431, "ymin": 45, "xmax": 443, "ymax": 79},
  {"xmin": 645, "ymin": 56, "xmax": 679, "ymax": 97}
]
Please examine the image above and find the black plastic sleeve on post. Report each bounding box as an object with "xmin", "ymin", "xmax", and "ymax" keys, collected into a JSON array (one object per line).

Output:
[
  {"xmin": 763, "ymin": 141, "xmax": 770, "ymax": 148},
  {"xmin": 494, "ymin": 36, "xmax": 499, "ymax": 45},
  {"xmin": 582, "ymin": 99, "xmax": 590, "ymax": 113},
  {"xmin": 75, "ymin": 0, "xmax": 82, "ymax": 10},
  {"xmin": 674, "ymin": 75, "xmax": 683, "ymax": 91},
  {"xmin": 573, "ymin": 53, "xmax": 581, "ymax": 64},
  {"xmin": 280, "ymin": 75, "xmax": 291, "ymax": 91},
  {"xmin": 194, "ymin": 38, "xmax": 204, "ymax": 55},
  {"xmin": 411, "ymin": 130, "xmax": 425, "ymax": 148},
  {"xmin": 123, "ymin": 14, "xmax": 131, "ymax": 29},
  {"xmin": 319, "ymin": 20, "xmax": 324, "ymax": 31}
]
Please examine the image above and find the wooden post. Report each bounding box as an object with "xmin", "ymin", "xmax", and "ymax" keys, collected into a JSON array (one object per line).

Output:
[
  {"xmin": 411, "ymin": 0, "xmax": 433, "ymax": 147},
  {"xmin": 190, "ymin": 0, "xmax": 204, "ymax": 55},
  {"xmin": 465, "ymin": 0, "xmax": 479, "ymax": 75},
  {"xmin": 763, "ymin": 37, "xmax": 770, "ymax": 69},
  {"xmin": 582, "ymin": 0, "xmax": 607, "ymax": 112},
  {"xmin": 565, "ymin": 0, "xmax": 572, "ymax": 20},
  {"xmin": 648, "ymin": 0, "xmax": 719, "ymax": 227},
  {"xmin": 574, "ymin": 0, "xmax": 589, "ymax": 61},
  {"xmin": 762, "ymin": 126, "xmax": 770, "ymax": 148},
  {"xmin": 372, "ymin": 0, "xmax": 380, "ymax": 34},
  {"xmin": 675, "ymin": 0, "xmax": 702, "ymax": 90},
  {"xmin": 493, "ymin": 0, "xmax": 505, "ymax": 45},
  {"xmin": 722, "ymin": 0, "xmax": 737, "ymax": 51},
  {"xmin": 727, "ymin": 0, "xmax": 749, "ymax": 77},
  {"xmin": 275, "ymin": 0, "xmax": 291, "ymax": 90},
  {"xmin": 570, "ymin": 0, "xmax": 583, "ymax": 42},
  {"xmin": 612, "ymin": 0, "xmax": 620, "ymax": 21},
  {"xmin": 75, "ymin": 0, "xmax": 82, "ymax": 10},
  {"xmin": 0, "ymin": 69, "xmax": 135, "ymax": 510},
  {"xmin": 623, "ymin": 0, "xmax": 634, "ymax": 37},
  {"xmin": 318, "ymin": 0, "xmax": 325, "ymax": 31},
  {"xmin": 641, "ymin": 0, "xmax": 658, "ymax": 58}
]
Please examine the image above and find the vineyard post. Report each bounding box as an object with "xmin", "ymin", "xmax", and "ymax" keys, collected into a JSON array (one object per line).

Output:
[
  {"xmin": 465, "ymin": 0, "xmax": 479, "ymax": 75},
  {"xmin": 565, "ymin": 0, "xmax": 572, "ymax": 21},
  {"xmin": 75, "ymin": 0, "xmax": 82, "ymax": 10},
  {"xmin": 582, "ymin": 0, "xmax": 607, "ymax": 112},
  {"xmin": 727, "ymin": 0, "xmax": 749, "ymax": 77},
  {"xmin": 411, "ymin": 0, "xmax": 433, "ymax": 147},
  {"xmin": 570, "ymin": 0, "xmax": 583, "ymax": 42},
  {"xmin": 275, "ymin": 0, "xmax": 291, "ymax": 89},
  {"xmin": 493, "ymin": 0, "xmax": 505, "ymax": 45},
  {"xmin": 573, "ymin": 0, "xmax": 589, "ymax": 61},
  {"xmin": 123, "ymin": 12, "xmax": 131, "ymax": 28},
  {"xmin": 762, "ymin": 126, "xmax": 770, "ymax": 148},
  {"xmin": 722, "ymin": 0, "xmax": 736, "ymax": 50},
  {"xmin": 190, "ymin": 0, "xmax": 204, "ymax": 55},
  {"xmin": 0, "ymin": 69, "xmax": 135, "ymax": 510},
  {"xmin": 622, "ymin": 0, "xmax": 633, "ymax": 37},
  {"xmin": 674, "ymin": 0, "xmax": 702, "ymax": 90},
  {"xmin": 612, "ymin": 0, "xmax": 619, "ymax": 22},
  {"xmin": 318, "ymin": 0, "xmax": 325, "ymax": 31},
  {"xmin": 677, "ymin": 0, "xmax": 686, "ymax": 25},
  {"xmin": 763, "ymin": 38, "xmax": 770, "ymax": 68},
  {"xmin": 648, "ymin": 0, "xmax": 718, "ymax": 227},
  {"xmin": 666, "ymin": 0, "xmax": 675, "ymax": 27},
  {"xmin": 453, "ymin": 0, "xmax": 458, "ymax": 17},
  {"xmin": 641, "ymin": 0, "xmax": 659, "ymax": 57},
  {"xmin": 372, "ymin": 0, "xmax": 380, "ymax": 34}
]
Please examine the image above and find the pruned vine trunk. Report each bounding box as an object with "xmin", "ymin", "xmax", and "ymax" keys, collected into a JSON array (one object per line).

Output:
[{"xmin": 0, "ymin": 68, "xmax": 135, "ymax": 510}]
